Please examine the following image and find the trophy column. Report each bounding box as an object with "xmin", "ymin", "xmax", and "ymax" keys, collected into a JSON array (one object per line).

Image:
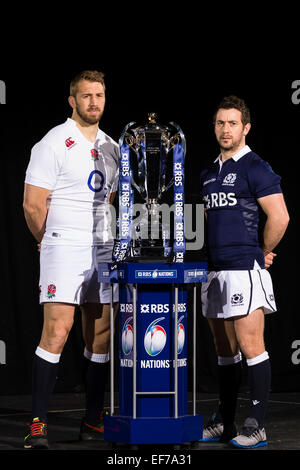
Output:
[{"xmin": 98, "ymin": 262, "xmax": 207, "ymax": 445}]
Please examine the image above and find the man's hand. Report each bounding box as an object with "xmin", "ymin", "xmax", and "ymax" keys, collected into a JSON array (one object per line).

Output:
[
  {"xmin": 264, "ymin": 251, "xmax": 277, "ymax": 269},
  {"xmin": 258, "ymin": 193, "xmax": 289, "ymax": 263}
]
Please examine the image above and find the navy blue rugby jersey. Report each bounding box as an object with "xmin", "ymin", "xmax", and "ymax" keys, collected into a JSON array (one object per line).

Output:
[{"xmin": 200, "ymin": 146, "xmax": 282, "ymax": 270}]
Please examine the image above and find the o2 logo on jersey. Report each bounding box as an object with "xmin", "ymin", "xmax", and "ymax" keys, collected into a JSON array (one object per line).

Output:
[
  {"xmin": 144, "ymin": 318, "xmax": 167, "ymax": 356},
  {"xmin": 177, "ymin": 316, "xmax": 185, "ymax": 354},
  {"xmin": 87, "ymin": 170, "xmax": 104, "ymax": 192},
  {"xmin": 122, "ymin": 317, "xmax": 133, "ymax": 355}
]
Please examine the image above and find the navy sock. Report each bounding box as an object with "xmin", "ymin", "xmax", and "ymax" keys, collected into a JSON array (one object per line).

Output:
[
  {"xmin": 217, "ymin": 355, "xmax": 242, "ymax": 426},
  {"xmin": 247, "ymin": 352, "xmax": 271, "ymax": 428},
  {"xmin": 84, "ymin": 357, "xmax": 109, "ymax": 424},
  {"xmin": 31, "ymin": 351, "xmax": 60, "ymax": 421}
]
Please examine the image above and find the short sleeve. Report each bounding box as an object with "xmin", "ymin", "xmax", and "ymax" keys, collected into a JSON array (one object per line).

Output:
[
  {"xmin": 248, "ymin": 158, "xmax": 282, "ymax": 198},
  {"xmin": 25, "ymin": 141, "xmax": 61, "ymax": 190}
]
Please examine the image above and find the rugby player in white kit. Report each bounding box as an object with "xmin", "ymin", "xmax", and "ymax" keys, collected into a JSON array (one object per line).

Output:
[
  {"xmin": 23, "ymin": 71, "xmax": 119, "ymax": 448},
  {"xmin": 199, "ymin": 96, "xmax": 289, "ymax": 448}
]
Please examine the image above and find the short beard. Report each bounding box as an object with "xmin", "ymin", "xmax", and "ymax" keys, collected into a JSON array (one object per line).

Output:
[
  {"xmin": 76, "ymin": 104, "xmax": 103, "ymax": 125},
  {"xmin": 219, "ymin": 139, "xmax": 240, "ymax": 153},
  {"xmin": 220, "ymin": 142, "xmax": 234, "ymax": 152}
]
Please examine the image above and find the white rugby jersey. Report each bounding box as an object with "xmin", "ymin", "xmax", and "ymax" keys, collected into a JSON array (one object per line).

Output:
[{"xmin": 25, "ymin": 118, "xmax": 119, "ymax": 246}]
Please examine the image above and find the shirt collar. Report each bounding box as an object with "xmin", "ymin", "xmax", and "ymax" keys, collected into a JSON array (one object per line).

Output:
[
  {"xmin": 67, "ymin": 117, "xmax": 104, "ymax": 141},
  {"xmin": 67, "ymin": 117, "xmax": 76, "ymax": 127},
  {"xmin": 214, "ymin": 145, "xmax": 251, "ymax": 165}
]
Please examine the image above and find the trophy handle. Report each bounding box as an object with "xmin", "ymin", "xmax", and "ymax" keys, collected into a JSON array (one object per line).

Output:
[
  {"xmin": 168, "ymin": 121, "xmax": 186, "ymax": 155},
  {"xmin": 119, "ymin": 121, "xmax": 147, "ymax": 198},
  {"xmin": 119, "ymin": 121, "xmax": 136, "ymax": 147}
]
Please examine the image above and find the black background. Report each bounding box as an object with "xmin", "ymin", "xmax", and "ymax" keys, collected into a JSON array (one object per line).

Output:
[{"xmin": 0, "ymin": 58, "xmax": 299, "ymax": 396}]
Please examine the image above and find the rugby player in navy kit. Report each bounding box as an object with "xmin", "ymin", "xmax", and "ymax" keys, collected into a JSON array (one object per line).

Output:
[{"xmin": 199, "ymin": 96, "xmax": 289, "ymax": 448}]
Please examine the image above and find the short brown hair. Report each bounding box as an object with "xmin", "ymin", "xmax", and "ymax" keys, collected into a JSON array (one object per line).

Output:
[
  {"xmin": 70, "ymin": 70, "xmax": 106, "ymax": 97},
  {"xmin": 213, "ymin": 95, "xmax": 251, "ymax": 126}
]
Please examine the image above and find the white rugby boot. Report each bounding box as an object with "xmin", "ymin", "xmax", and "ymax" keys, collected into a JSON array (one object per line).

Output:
[{"xmin": 230, "ymin": 417, "xmax": 268, "ymax": 449}]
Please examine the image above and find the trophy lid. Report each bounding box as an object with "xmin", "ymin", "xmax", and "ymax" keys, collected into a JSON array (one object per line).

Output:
[
  {"xmin": 145, "ymin": 113, "xmax": 169, "ymax": 135},
  {"xmin": 148, "ymin": 112, "xmax": 158, "ymax": 124}
]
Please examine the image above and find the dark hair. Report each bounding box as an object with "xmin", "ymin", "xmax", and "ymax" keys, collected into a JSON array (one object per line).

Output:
[
  {"xmin": 213, "ymin": 95, "xmax": 251, "ymax": 126},
  {"xmin": 70, "ymin": 70, "xmax": 105, "ymax": 97}
]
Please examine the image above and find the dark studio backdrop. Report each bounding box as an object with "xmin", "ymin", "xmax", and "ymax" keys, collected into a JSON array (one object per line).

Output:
[{"xmin": 0, "ymin": 64, "xmax": 299, "ymax": 398}]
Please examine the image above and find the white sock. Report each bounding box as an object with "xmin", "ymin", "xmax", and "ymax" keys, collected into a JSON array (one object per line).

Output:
[
  {"xmin": 35, "ymin": 346, "xmax": 61, "ymax": 364},
  {"xmin": 84, "ymin": 347, "xmax": 109, "ymax": 363},
  {"xmin": 246, "ymin": 351, "xmax": 269, "ymax": 367},
  {"xmin": 218, "ymin": 352, "xmax": 242, "ymax": 366}
]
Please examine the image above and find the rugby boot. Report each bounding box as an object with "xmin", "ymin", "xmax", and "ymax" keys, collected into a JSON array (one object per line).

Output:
[
  {"xmin": 79, "ymin": 410, "xmax": 105, "ymax": 441},
  {"xmin": 230, "ymin": 417, "xmax": 268, "ymax": 449},
  {"xmin": 199, "ymin": 412, "xmax": 237, "ymax": 443},
  {"xmin": 24, "ymin": 417, "xmax": 49, "ymax": 449}
]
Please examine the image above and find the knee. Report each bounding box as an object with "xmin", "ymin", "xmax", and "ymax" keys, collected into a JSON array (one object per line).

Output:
[
  {"xmin": 213, "ymin": 337, "xmax": 240, "ymax": 357},
  {"xmin": 238, "ymin": 338, "xmax": 265, "ymax": 360},
  {"xmin": 44, "ymin": 318, "xmax": 74, "ymax": 348}
]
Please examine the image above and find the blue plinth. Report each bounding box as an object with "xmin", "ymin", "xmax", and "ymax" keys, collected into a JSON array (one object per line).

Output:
[
  {"xmin": 98, "ymin": 261, "xmax": 207, "ymax": 444},
  {"xmin": 104, "ymin": 415, "xmax": 203, "ymax": 444}
]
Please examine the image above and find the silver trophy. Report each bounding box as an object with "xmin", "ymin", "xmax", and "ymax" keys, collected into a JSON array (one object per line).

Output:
[{"xmin": 117, "ymin": 113, "xmax": 186, "ymax": 262}]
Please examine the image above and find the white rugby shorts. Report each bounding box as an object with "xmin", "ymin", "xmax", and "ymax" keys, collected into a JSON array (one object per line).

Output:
[
  {"xmin": 201, "ymin": 268, "xmax": 276, "ymax": 319},
  {"xmin": 39, "ymin": 244, "xmax": 119, "ymax": 305}
]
